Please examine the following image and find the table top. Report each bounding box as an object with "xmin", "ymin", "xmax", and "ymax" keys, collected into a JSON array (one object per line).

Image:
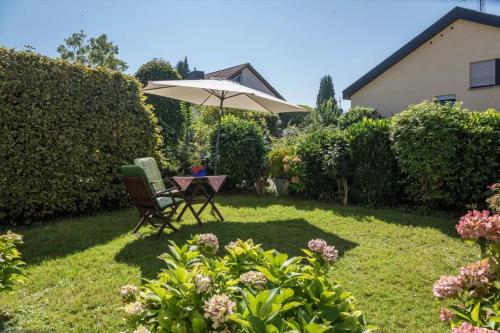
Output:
[{"xmin": 171, "ymin": 175, "xmax": 227, "ymax": 192}]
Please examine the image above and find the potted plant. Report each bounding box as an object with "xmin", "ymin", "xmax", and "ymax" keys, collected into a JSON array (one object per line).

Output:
[
  {"xmin": 191, "ymin": 159, "xmax": 206, "ymax": 177},
  {"xmin": 266, "ymin": 142, "xmax": 294, "ymax": 196}
]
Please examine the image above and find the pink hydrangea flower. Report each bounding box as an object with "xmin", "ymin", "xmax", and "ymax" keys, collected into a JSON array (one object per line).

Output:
[
  {"xmin": 124, "ymin": 301, "xmax": 145, "ymax": 318},
  {"xmin": 439, "ymin": 308, "xmax": 454, "ymax": 322},
  {"xmin": 451, "ymin": 322, "xmax": 497, "ymax": 333},
  {"xmin": 484, "ymin": 214, "xmax": 500, "ymax": 241},
  {"xmin": 133, "ymin": 326, "xmax": 151, "ymax": 333},
  {"xmin": 239, "ymin": 271, "xmax": 267, "ymax": 288},
  {"xmin": 308, "ymin": 239, "xmax": 327, "ymax": 253},
  {"xmin": 456, "ymin": 210, "xmax": 491, "ymax": 240},
  {"xmin": 432, "ymin": 275, "xmax": 464, "ymax": 299},
  {"xmin": 292, "ymin": 156, "xmax": 302, "ymax": 163},
  {"xmin": 291, "ymin": 176, "xmax": 300, "ymax": 184},
  {"xmin": 321, "ymin": 245, "xmax": 339, "ymax": 263},
  {"xmin": 204, "ymin": 294, "xmax": 236, "ymax": 329},
  {"xmin": 283, "ymin": 164, "xmax": 291, "ymax": 172},
  {"xmin": 0, "ymin": 231, "xmax": 23, "ymax": 243},
  {"xmin": 487, "ymin": 183, "xmax": 500, "ymax": 191},
  {"xmin": 459, "ymin": 260, "xmax": 495, "ymax": 292},
  {"xmin": 120, "ymin": 284, "xmax": 138, "ymax": 302},
  {"xmin": 197, "ymin": 233, "xmax": 219, "ymax": 253},
  {"xmin": 195, "ymin": 274, "xmax": 212, "ymax": 294}
]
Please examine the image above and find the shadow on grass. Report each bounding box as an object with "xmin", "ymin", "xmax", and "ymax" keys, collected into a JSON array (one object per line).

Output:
[
  {"xmin": 220, "ymin": 194, "xmax": 458, "ymax": 238},
  {"xmin": 115, "ymin": 218, "xmax": 358, "ymax": 280},
  {"xmin": 12, "ymin": 209, "xmax": 137, "ymax": 266}
]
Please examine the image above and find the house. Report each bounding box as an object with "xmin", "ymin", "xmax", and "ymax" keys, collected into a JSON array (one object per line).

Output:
[
  {"xmin": 186, "ymin": 63, "xmax": 285, "ymax": 100},
  {"xmin": 343, "ymin": 7, "xmax": 500, "ymax": 117}
]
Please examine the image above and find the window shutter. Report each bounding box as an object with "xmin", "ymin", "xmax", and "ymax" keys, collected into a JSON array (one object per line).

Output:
[{"xmin": 470, "ymin": 60, "xmax": 495, "ymax": 88}]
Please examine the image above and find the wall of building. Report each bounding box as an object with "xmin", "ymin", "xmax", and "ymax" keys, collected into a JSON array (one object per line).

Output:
[
  {"xmin": 350, "ymin": 19, "xmax": 500, "ymax": 117},
  {"xmin": 240, "ymin": 67, "xmax": 278, "ymax": 97}
]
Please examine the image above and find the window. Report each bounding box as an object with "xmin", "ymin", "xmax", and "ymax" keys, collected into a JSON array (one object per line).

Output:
[
  {"xmin": 435, "ymin": 94, "xmax": 456, "ymax": 104},
  {"xmin": 233, "ymin": 74, "xmax": 242, "ymax": 83},
  {"xmin": 470, "ymin": 59, "xmax": 499, "ymax": 88}
]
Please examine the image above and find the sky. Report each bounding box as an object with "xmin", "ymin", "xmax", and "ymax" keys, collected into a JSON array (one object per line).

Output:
[{"xmin": 1, "ymin": 0, "xmax": 500, "ymax": 109}]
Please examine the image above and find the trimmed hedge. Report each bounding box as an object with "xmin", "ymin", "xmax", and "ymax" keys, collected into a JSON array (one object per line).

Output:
[
  {"xmin": 209, "ymin": 115, "xmax": 268, "ymax": 190},
  {"xmin": 0, "ymin": 47, "xmax": 164, "ymax": 223},
  {"xmin": 346, "ymin": 119, "xmax": 400, "ymax": 206},
  {"xmin": 391, "ymin": 102, "xmax": 500, "ymax": 208}
]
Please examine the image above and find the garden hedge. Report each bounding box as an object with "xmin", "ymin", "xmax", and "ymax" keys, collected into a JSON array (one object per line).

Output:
[
  {"xmin": 391, "ymin": 101, "xmax": 500, "ymax": 209},
  {"xmin": 0, "ymin": 47, "xmax": 164, "ymax": 224},
  {"xmin": 209, "ymin": 115, "xmax": 268, "ymax": 190}
]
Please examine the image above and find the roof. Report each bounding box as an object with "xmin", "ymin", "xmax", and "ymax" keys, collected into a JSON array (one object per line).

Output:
[
  {"xmin": 343, "ymin": 6, "xmax": 500, "ymax": 99},
  {"xmin": 205, "ymin": 63, "xmax": 285, "ymax": 100}
]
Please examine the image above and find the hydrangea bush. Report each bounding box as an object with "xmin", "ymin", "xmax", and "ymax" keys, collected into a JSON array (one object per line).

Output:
[
  {"xmin": 121, "ymin": 234, "xmax": 375, "ymax": 333},
  {"xmin": 433, "ymin": 185, "xmax": 499, "ymax": 332},
  {"xmin": 283, "ymin": 155, "xmax": 305, "ymax": 194},
  {"xmin": 0, "ymin": 231, "xmax": 26, "ymax": 292}
]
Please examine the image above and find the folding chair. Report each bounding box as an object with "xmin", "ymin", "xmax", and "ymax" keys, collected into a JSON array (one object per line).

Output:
[
  {"xmin": 121, "ymin": 165, "xmax": 183, "ymax": 237},
  {"xmin": 134, "ymin": 157, "xmax": 175, "ymax": 193}
]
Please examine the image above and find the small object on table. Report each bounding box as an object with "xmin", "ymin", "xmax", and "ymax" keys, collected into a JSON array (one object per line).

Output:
[
  {"xmin": 170, "ymin": 175, "xmax": 226, "ymax": 225},
  {"xmin": 191, "ymin": 164, "xmax": 206, "ymax": 177}
]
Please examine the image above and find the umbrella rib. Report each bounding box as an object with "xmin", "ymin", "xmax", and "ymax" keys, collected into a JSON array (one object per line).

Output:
[
  {"xmin": 199, "ymin": 93, "xmax": 212, "ymax": 106},
  {"xmin": 245, "ymin": 94, "xmax": 273, "ymax": 113},
  {"xmin": 223, "ymin": 92, "xmax": 246, "ymax": 100},
  {"xmin": 142, "ymin": 86, "xmax": 175, "ymax": 92}
]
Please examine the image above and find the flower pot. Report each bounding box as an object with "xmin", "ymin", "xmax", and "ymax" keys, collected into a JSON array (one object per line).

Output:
[{"xmin": 272, "ymin": 178, "xmax": 289, "ymax": 196}]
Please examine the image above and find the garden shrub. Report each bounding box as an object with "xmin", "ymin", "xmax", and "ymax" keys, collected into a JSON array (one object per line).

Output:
[
  {"xmin": 266, "ymin": 139, "xmax": 295, "ymax": 179},
  {"xmin": 337, "ymin": 106, "xmax": 381, "ymax": 129},
  {"xmin": 296, "ymin": 129, "xmax": 340, "ymax": 200},
  {"xmin": 433, "ymin": 185, "xmax": 499, "ymax": 331},
  {"xmin": 390, "ymin": 101, "xmax": 500, "ymax": 209},
  {"xmin": 346, "ymin": 119, "xmax": 401, "ymax": 206},
  {"xmin": 209, "ymin": 115, "xmax": 268, "ymax": 190},
  {"xmin": 458, "ymin": 109, "xmax": 500, "ymax": 206},
  {"xmin": 121, "ymin": 234, "xmax": 374, "ymax": 333},
  {"xmin": 135, "ymin": 59, "xmax": 191, "ymax": 170},
  {"xmin": 0, "ymin": 231, "xmax": 26, "ymax": 292},
  {"xmin": 0, "ymin": 47, "xmax": 164, "ymax": 223}
]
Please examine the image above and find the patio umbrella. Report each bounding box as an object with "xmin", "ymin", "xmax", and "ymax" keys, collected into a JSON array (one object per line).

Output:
[{"xmin": 142, "ymin": 79, "xmax": 306, "ymax": 174}]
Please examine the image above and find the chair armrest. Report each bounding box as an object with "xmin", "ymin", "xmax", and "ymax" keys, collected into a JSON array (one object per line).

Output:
[{"xmin": 154, "ymin": 187, "xmax": 182, "ymax": 198}]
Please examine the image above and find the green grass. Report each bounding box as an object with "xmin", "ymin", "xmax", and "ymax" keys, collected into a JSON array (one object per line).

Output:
[{"xmin": 0, "ymin": 195, "xmax": 478, "ymax": 332}]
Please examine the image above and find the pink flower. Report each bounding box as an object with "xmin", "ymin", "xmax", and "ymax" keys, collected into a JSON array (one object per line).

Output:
[
  {"xmin": 484, "ymin": 214, "xmax": 500, "ymax": 240},
  {"xmin": 239, "ymin": 271, "xmax": 267, "ymax": 288},
  {"xmin": 459, "ymin": 260, "xmax": 495, "ymax": 293},
  {"xmin": 282, "ymin": 156, "xmax": 290, "ymax": 163},
  {"xmin": 439, "ymin": 308, "xmax": 453, "ymax": 322},
  {"xmin": 292, "ymin": 156, "xmax": 302, "ymax": 163},
  {"xmin": 432, "ymin": 275, "xmax": 464, "ymax": 299},
  {"xmin": 283, "ymin": 164, "xmax": 291, "ymax": 172},
  {"xmin": 487, "ymin": 183, "xmax": 500, "ymax": 191},
  {"xmin": 195, "ymin": 274, "xmax": 212, "ymax": 294},
  {"xmin": 204, "ymin": 294, "xmax": 236, "ymax": 329},
  {"xmin": 308, "ymin": 239, "xmax": 327, "ymax": 253},
  {"xmin": 451, "ymin": 322, "xmax": 497, "ymax": 333},
  {"xmin": 291, "ymin": 176, "xmax": 300, "ymax": 184},
  {"xmin": 321, "ymin": 245, "xmax": 339, "ymax": 263},
  {"xmin": 197, "ymin": 233, "xmax": 219, "ymax": 254},
  {"xmin": 456, "ymin": 210, "xmax": 491, "ymax": 240}
]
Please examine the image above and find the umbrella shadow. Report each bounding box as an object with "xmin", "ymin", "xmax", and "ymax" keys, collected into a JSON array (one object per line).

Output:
[{"xmin": 115, "ymin": 218, "xmax": 358, "ymax": 280}]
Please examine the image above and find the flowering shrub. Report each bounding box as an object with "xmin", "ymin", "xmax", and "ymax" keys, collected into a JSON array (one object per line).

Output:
[
  {"xmin": 282, "ymin": 155, "xmax": 305, "ymax": 193},
  {"xmin": 433, "ymin": 186, "xmax": 499, "ymax": 331},
  {"xmin": 0, "ymin": 231, "xmax": 26, "ymax": 292},
  {"xmin": 121, "ymin": 234, "xmax": 375, "ymax": 332}
]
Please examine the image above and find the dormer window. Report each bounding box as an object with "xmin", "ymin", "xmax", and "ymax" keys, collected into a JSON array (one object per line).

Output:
[
  {"xmin": 233, "ymin": 74, "xmax": 242, "ymax": 83},
  {"xmin": 470, "ymin": 59, "xmax": 500, "ymax": 88}
]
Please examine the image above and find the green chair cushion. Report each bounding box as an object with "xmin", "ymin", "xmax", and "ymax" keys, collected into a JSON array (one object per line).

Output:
[
  {"xmin": 156, "ymin": 196, "xmax": 183, "ymax": 209},
  {"xmin": 121, "ymin": 165, "xmax": 155, "ymax": 197},
  {"xmin": 134, "ymin": 157, "xmax": 166, "ymax": 192}
]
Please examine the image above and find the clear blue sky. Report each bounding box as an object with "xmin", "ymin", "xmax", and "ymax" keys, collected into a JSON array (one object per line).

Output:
[{"xmin": 1, "ymin": 0, "xmax": 500, "ymax": 108}]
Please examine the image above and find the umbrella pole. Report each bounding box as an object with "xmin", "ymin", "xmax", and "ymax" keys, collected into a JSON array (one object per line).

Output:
[{"xmin": 214, "ymin": 98, "xmax": 224, "ymax": 175}]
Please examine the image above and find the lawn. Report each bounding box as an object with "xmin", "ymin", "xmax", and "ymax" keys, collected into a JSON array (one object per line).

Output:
[{"xmin": 0, "ymin": 195, "xmax": 478, "ymax": 332}]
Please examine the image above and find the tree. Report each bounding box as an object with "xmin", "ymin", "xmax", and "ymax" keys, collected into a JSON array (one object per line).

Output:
[
  {"xmin": 175, "ymin": 56, "xmax": 190, "ymax": 78},
  {"xmin": 135, "ymin": 59, "xmax": 192, "ymax": 170},
  {"xmin": 316, "ymin": 75, "xmax": 337, "ymax": 109},
  {"xmin": 57, "ymin": 30, "xmax": 128, "ymax": 71}
]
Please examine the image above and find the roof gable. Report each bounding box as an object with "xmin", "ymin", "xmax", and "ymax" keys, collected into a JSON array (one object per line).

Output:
[
  {"xmin": 205, "ymin": 63, "xmax": 285, "ymax": 100},
  {"xmin": 343, "ymin": 6, "xmax": 500, "ymax": 99}
]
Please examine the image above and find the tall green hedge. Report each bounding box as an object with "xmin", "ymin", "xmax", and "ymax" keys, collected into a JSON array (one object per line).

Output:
[
  {"xmin": 209, "ymin": 115, "xmax": 268, "ymax": 190},
  {"xmin": 0, "ymin": 47, "xmax": 165, "ymax": 224},
  {"xmin": 390, "ymin": 101, "xmax": 500, "ymax": 209}
]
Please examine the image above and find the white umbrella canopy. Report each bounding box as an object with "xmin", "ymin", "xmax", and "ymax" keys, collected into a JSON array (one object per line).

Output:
[
  {"xmin": 142, "ymin": 79, "xmax": 308, "ymax": 174},
  {"xmin": 142, "ymin": 79, "xmax": 307, "ymax": 113}
]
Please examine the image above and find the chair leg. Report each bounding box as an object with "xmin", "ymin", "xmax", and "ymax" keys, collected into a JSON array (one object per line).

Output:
[
  {"xmin": 156, "ymin": 210, "xmax": 178, "ymax": 237},
  {"xmin": 132, "ymin": 212, "xmax": 149, "ymax": 233}
]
